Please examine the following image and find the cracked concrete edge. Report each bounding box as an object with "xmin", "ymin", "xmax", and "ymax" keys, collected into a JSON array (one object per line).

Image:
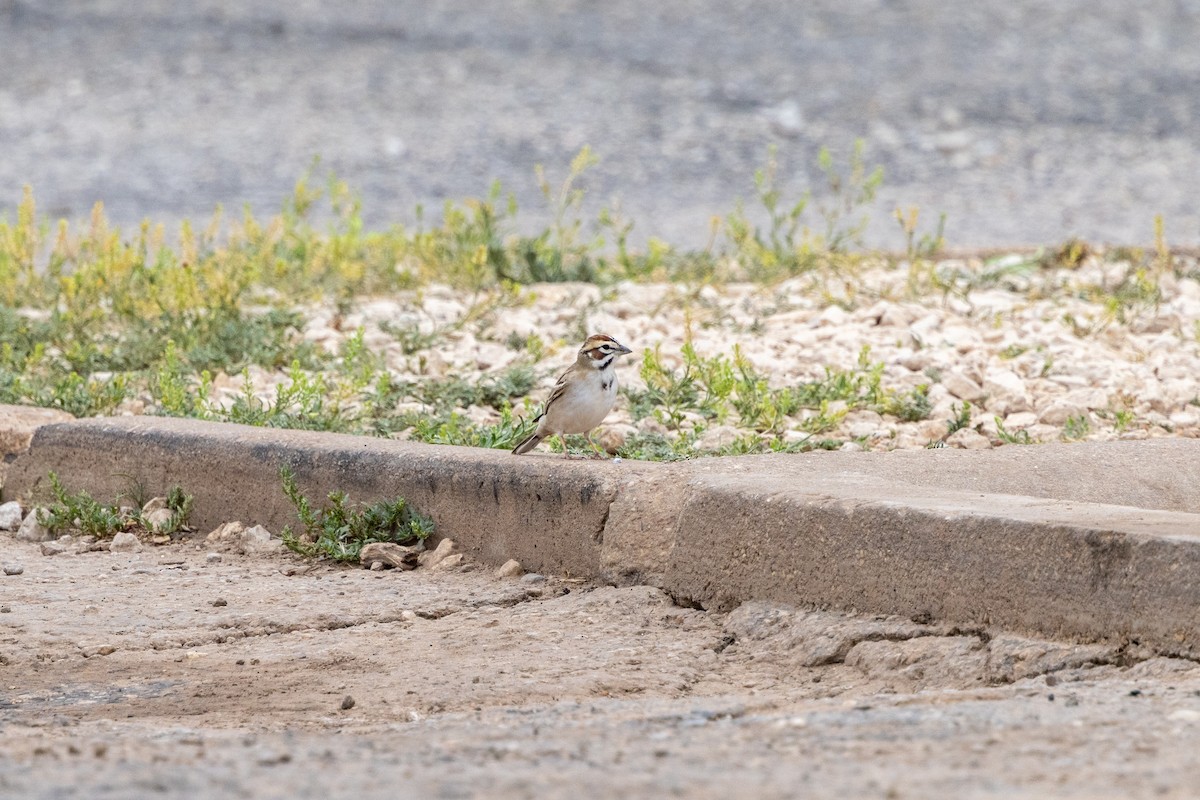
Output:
[{"xmin": 3, "ymin": 409, "xmax": 1200, "ymax": 654}]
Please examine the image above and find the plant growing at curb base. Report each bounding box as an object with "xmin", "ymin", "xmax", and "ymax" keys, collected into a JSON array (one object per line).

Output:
[
  {"xmin": 278, "ymin": 466, "xmax": 435, "ymax": 562},
  {"xmin": 36, "ymin": 472, "xmax": 194, "ymax": 538}
]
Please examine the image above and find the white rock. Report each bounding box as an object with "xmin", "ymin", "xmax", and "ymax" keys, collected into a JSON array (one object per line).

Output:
[
  {"xmin": 1038, "ymin": 401, "xmax": 1088, "ymax": 426},
  {"xmin": 946, "ymin": 428, "xmax": 992, "ymax": 450},
  {"xmin": 141, "ymin": 497, "xmax": 167, "ymax": 514},
  {"xmin": 0, "ymin": 501, "xmax": 23, "ymax": 531},
  {"xmin": 1170, "ymin": 411, "xmax": 1200, "ymax": 428},
  {"xmin": 917, "ymin": 419, "xmax": 951, "ymax": 441},
  {"xmin": 432, "ymin": 553, "xmax": 465, "ymax": 571},
  {"xmin": 143, "ymin": 508, "xmax": 175, "ymax": 533},
  {"xmin": 495, "ymin": 559, "xmax": 524, "ymax": 578},
  {"xmin": 846, "ymin": 421, "xmax": 881, "ymax": 439},
  {"xmin": 109, "ymin": 532, "xmax": 143, "ymax": 553},
  {"xmin": 942, "ymin": 371, "xmax": 985, "ymax": 402},
  {"xmin": 1003, "ymin": 412, "xmax": 1038, "ymax": 429},
  {"xmin": 15, "ymin": 509, "xmax": 52, "ymax": 543},
  {"xmin": 418, "ymin": 538, "xmax": 460, "ymax": 570},
  {"xmin": 982, "ymin": 368, "xmax": 1032, "ymax": 414},
  {"xmin": 40, "ymin": 540, "xmax": 69, "ymax": 557},
  {"xmin": 239, "ymin": 525, "xmax": 282, "ymax": 556},
  {"xmin": 206, "ymin": 521, "xmax": 245, "ymax": 545}
]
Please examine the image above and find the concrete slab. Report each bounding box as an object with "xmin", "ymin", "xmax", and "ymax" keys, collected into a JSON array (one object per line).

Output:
[{"xmin": 3, "ymin": 411, "xmax": 1200, "ymax": 653}]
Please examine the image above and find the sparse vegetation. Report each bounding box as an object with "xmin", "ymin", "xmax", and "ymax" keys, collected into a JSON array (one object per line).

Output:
[
  {"xmin": 2, "ymin": 146, "xmax": 1197, "ymax": 459},
  {"xmin": 278, "ymin": 466, "xmax": 434, "ymax": 561},
  {"xmin": 35, "ymin": 472, "xmax": 194, "ymax": 539}
]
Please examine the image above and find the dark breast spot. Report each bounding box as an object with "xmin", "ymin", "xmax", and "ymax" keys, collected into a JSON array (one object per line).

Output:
[{"xmin": 601, "ymin": 379, "xmax": 612, "ymax": 392}]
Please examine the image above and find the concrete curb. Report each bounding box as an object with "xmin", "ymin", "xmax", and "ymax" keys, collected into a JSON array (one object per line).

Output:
[{"xmin": 3, "ymin": 411, "xmax": 1200, "ymax": 654}]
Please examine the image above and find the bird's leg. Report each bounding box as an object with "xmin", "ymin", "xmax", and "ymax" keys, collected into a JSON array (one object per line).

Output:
[
  {"xmin": 558, "ymin": 434, "xmax": 571, "ymax": 457},
  {"xmin": 585, "ymin": 430, "xmax": 606, "ymax": 458}
]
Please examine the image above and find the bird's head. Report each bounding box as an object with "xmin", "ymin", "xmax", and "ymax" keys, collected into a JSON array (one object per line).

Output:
[{"xmin": 579, "ymin": 333, "xmax": 633, "ymax": 367}]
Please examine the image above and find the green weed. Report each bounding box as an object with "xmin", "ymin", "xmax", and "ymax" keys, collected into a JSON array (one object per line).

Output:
[
  {"xmin": 278, "ymin": 466, "xmax": 434, "ymax": 562},
  {"xmin": 994, "ymin": 416, "xmax": 1033, "ymax": 445},
  {"xmin": 1062, "ymin": 415, "xmax": 1092, "ymax": 441},
  {"xmin": 36, "ymin": 472, "xmax": 193, "ymax": 539}
]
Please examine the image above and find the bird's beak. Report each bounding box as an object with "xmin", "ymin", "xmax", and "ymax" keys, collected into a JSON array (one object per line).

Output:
[{"xmin": 615, "ymin": 341, "xmax": 633, "ymax": 355}]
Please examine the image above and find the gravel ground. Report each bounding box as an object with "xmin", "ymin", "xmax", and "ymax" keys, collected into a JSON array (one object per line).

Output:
[
  {"xmin": 2, "ymin": 0, "xmax": 1199, "ymax": 247},
  {"xmin": 180, "ymin": 255, "xmax": 1200, "ymax": 454},
  {"xmin": 3, "ymin": 539, "xmax": 1200, "ymax": 799}
]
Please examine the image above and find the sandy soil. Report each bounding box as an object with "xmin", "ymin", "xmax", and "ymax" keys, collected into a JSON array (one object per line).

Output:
[{"xmin": 3, "ymin": 538, "xmax": 1200, "ymax": 798}]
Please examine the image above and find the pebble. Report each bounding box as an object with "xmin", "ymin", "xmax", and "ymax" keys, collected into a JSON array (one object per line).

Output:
[
  {"xmin": 140, "ymin": 497, "xmax": 166, "ymax": 514},
  {"xmin": 432, "ymin": 553, "xmax": 465, "ymax": 571},
  {"xmin": 418, "ymin": 538, "xmax": 460, "ymax": 570},
  {"xmin": 238, "ymin": 525, "xmax": 282, "ymax": 556},
  {"xmin": 946, "ymin": 428, "xmax": 992, "ymax": 450},
  {"xmin": 15, "ymin": 509, "xmax": 51, "ymax": 543},
  {"xmin": 143, "ymin": 508, "xmax": 174, "ymax": 533},
  {"xmin": 205, "ymin": 552, "xmax": 223, "ymax": 564},
  {"xmin": 109, "ymin": 532, "xmax": 143, "ymax": 553},
  {"xmin": 3, "ymin": 563, "xmax": 24, "ymax": 576},
  {"xmin": 40, "ymin": 540, "xmax": 68, "ymax": 557},
  {"xmin": 495, "ymin": 559, "xmax": 525, "ymax": 579},
  {"xmin": 340, "ymin": 695, "xmax": 356, "ymax": 710},
  {"xmin": 0, "ymin": 501, "xmax": 23, "ymax": 531},
  {"xmin": 521, "ymin": 573, "xmax": 547, "ymax": 585}
]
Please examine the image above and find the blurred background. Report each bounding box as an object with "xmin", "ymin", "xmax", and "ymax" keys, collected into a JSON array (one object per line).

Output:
[{"xmin": 2, "ymin": 0, "xmax": 1199, "ymax": 249}]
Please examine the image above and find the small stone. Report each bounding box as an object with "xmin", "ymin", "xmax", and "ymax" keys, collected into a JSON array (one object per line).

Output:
[
  {"xmin": 418, "ymin": 538, "xmax": 459, "ymax": 570},
  {"xmin": 340, "ymin": 695, "xmax": 356, "ymax": 711},
  {"xmin": 495, "ymin": 559, "xmax": 524, "ymax": 579},
  {"xmin": 143, "ymin": 508, "xmax": 174, "ymax": 533},
  {"xmin": 946, "ymin": 428, "xmax": 992, "ymax": 450},
  {"xmin": 982, "ymin": 368, "xmax": 1032, "ymax": 414},
  {"xmin": 0, "ymin": 501, "xmax": 23, "ymax": 531},
  {"xmin": 370, "ymin": 560, "xmax": 386, "ymax": 571},
  {"xmin": 1003, "ymin": 411, "xmax": 1038, "ymax": 429},
  {"xmin": 141, "ymin": 497, "xmax": 168, "ymax": 515},
  {"xmin": 238, "ymin": 525, "xmax": 282, "ymax": 556},
  {"xmin": 942, "ymin": 372, "xmax": 985, "ymax": 402},
  {"xmin": 360, "ymin": 541, "xmax": 423, "ymax": 570},
  {"xmin": 206, "ymin": 521, "xmax": 245, "ymax": 546},
  {"xmin": 15, "ymin": 509, "xmax": 51, "ymax": 543},
  {"xmin": 109, "ymin": 532, "xmax": 143, "ymax": 553},
  {"xmin": 1168, "ymin": 709, "xmax": 1200, "ymax": 722},
  {"xmin": 595, "ymin": 425, "xmax": 629, "ymax": 455},
  {"xmin": 3, "ymin": 563, "xmax": 24, "ymax": 576},
  {"xmin": 40, "ymin": 540, "xmax": 69, "ymax": 557},
  {"xmin": 205, "ymin": 552, "xmax": 223, "ymax": 564},
  {"xmin": 211, "ymin": 598, "xmax": 228, "ymax": 607},
  {"xmin": 846, "ymin": 420, "xmax": 880, "ymax": 439},
  {"xmin": 917, "ymin": 419, "xmax": 951, "ymax": 441},
  {"xmin": 521, "ymin": 573, "xmax": 547, "ymax": 585},
  {"xmin": 432, "ymin": 553, "xmax": 465, "ymax": 571},
  {"xmin": 1038, "ymin": 400, "xmax": 1088, "ymax": 426},
  {"xmin": 96, "ymin": 645, "xmax": 116, "ymax": 656}
]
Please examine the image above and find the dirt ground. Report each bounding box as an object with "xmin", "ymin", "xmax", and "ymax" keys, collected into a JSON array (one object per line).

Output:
[{"xmin": 2, "ymin": 537, "xmax": 1200, "ymax": 798}]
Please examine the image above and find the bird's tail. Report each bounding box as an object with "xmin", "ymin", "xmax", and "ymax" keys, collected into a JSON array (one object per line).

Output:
[{"xmin": 511, "ymin": 431, "xmax": 544, "ymax": 455}]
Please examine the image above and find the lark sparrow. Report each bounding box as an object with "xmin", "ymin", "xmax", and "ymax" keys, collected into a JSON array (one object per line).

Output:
[{"xmin": 512, "ymin": 333, "xmax": 633, "ymax": 456}]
